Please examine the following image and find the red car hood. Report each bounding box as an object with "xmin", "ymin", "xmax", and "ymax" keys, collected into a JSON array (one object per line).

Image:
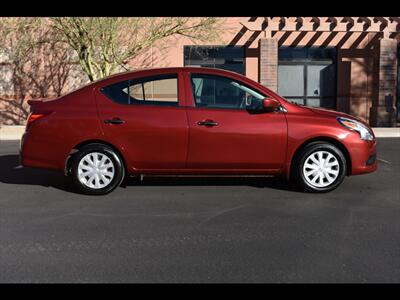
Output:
[{"xmin": 305, "ymin": 106, "xmax": 369, "ymax": 126}]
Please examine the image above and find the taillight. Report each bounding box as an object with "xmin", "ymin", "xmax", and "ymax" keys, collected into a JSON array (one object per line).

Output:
[{"xmin": 26, "ymin": 113, "xmax": 47, "ymax": 131}]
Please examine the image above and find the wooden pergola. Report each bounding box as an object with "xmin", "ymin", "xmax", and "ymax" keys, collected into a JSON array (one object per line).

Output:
[
  {"xmin": 241, "ymin": 17, "xmax": 400, "ymax": 39},
  {"xmin": 232, "ymin": 17, "xmax": 399, "ymax": 127}
]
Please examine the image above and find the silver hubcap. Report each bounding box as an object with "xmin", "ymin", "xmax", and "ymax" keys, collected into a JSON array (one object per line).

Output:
[
  {"xmin": 303, "ymin": 151, "xmax": 340, "ymax": 188},
  {"xmin": 78, "ymin": 152, "xmax": 115, "ymax": 189}
]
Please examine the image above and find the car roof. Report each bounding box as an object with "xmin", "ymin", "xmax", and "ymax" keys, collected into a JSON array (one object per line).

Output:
[
  {"xmin": 71, "ymin": 65, "xmax": 292, "ymax": 108},
  {"xmin": 93, "ymin": 66, "xmax": 245, "ymax": 85},
  {"xmin": 115, "ymin": 66, "xmax": 241, "ymax": 75},
  {"xmin": 66, "ymin": 66, "xmax": 252, "ymax": 97}
]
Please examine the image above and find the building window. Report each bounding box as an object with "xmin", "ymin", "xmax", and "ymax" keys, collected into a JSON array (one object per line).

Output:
[
  {"xmin": 184, "ymin": 46, "xmax": 245, "ymax": 75},
  {"xmin": 278, "ymin": 47, "xmax": 337, "ymax": 109}
]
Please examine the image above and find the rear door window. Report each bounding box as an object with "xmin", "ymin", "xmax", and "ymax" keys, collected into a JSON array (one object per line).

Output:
[{"xmin": 101, "ymin": 74, "xmax": 179, "ymax": 106}]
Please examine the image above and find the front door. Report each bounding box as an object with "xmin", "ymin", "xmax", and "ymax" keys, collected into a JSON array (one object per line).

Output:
[
  {"xmin": 185, "ymin": 73, "xmax": 287, "ymax": 172},
  {"xmin": 95, "ymin": 72, "xmax": 188, "ymax": 172}
]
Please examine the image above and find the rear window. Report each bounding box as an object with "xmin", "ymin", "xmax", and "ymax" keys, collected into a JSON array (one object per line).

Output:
[{"xmin": 101, "ymin": 74, "xmax": 179, "ymax": 106}]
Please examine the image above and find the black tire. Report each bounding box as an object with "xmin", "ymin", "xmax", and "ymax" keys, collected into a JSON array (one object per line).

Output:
[
  {"xmin": 291, "ymin": 142, "xmax": 347, "ymax": 193},
  {"xmin": 69, "ymin": 143, "xmax": 125, "ymax": 195}
]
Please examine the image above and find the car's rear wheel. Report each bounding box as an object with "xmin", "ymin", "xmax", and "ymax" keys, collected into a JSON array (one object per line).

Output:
[
  {"xmin": 291, "ymin": 142, "xmax": 347, "ymax": 193},
  {"xmin": 69, "ymin": 143, "xmax": 125, "ymax": 195}
]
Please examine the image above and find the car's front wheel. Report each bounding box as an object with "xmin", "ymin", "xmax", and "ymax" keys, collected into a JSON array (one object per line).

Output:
[
  {"xmin": 69, "ymin": 143, "xmax": 125, "ymax": 195},
  {"xmin": 291, "ymin": 142, "xmax": 347, "ymax": 193}
]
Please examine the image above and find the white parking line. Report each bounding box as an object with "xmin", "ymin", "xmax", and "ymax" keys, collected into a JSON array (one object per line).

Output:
[{"xmin": 378, "ymin": 158, "xmax": 391, "ymax": 164}]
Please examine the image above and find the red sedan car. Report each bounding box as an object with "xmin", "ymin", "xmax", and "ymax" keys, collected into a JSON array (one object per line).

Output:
[{"xmin": 20, "ymin": 67, "xmax": 377, "ymax": 195}]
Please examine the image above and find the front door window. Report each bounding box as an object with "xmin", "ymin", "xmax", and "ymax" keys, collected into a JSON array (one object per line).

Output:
[{"xmin": 190, "ymin": 74, "xmax": 265, "ymax": 110}]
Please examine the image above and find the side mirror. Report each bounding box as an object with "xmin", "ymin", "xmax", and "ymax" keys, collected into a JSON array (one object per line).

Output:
[{"xmin": 262, "ymin": 98, "xmax": 281, "ymax": 112}]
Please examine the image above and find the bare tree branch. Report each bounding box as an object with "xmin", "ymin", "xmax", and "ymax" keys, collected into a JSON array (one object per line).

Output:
[{"xmin": 50, "ymin": 17, "xmax": 223, "ymax": 81}]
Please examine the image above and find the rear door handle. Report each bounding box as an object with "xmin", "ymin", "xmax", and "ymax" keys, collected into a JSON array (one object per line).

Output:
[
  {"xmin": 197, "ymin": 120, "xmax": 218, "ymax": 127},
  {"xmin": 104, "ymin": 118, "xmax": 125, "ymax": 125}
]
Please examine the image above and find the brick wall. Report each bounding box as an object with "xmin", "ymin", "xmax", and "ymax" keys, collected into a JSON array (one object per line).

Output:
[
  {"xmin": 259, "ymin": 39, "xmax": 278, "ymax": 92},
  {"xmin": 370, "ymin": 38, "xmax": 398, "ymax": 127}
]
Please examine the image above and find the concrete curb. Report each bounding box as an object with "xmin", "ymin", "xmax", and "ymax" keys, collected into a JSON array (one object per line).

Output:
[
  {"xmin": 0, "ymin": 126, "xmax": 25, "ymax": 141},
  {"xmin": 371, "ymin": 127, "xmax": 400, "ymax": 138},
  {"xmin": 0, "ymin": 125, "xmax": 399, "ymax": 140}
]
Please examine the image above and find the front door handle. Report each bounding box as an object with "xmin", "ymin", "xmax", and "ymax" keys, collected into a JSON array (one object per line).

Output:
[
  {"xmin": 197, "ymin": 120, "xmax": 218, "ymax": 127},
  {"xmin": 104, "ymin": 118, "xmax": 125, "ymax": 125}
]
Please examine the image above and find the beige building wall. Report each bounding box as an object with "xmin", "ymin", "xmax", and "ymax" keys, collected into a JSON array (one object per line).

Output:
[
  {"xmin": 128, "ymin": 17, "xmax": 261, "ymax": 81},
  {"xmin": 1, "ymin": 17, "xmax": 398, "ymax": 126},
  {"xmin": 127, "ymin": 18, "xmax": 391, "ymax": 122},
  {"xmin": 128, "ymin": 17, "xmax": 249, "ymax": 69}
]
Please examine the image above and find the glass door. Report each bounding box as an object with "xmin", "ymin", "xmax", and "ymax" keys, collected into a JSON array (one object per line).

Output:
[
  {"xmin": 306, "ymin": 63, "xmax": 336, "ymax": 108},
  {"xmin": 278, "ymin": 61, "xmax": 336, "ymax": 109},
  {"xmin": 278, "ymin": 47, "xmax": 337, "ymax": 109},
  {"xmin": 277, "ymin": 64, "xmax": 305, "ymax": 105}
]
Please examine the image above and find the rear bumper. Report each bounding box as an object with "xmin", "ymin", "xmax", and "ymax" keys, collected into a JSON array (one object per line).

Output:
[
  {"xmin": 19, "ymin": 132, "xmax": 26, "ymax": 166},
  {"xmin": 19, "ymin": 129, "xmax": 64, "ymax": 171}
]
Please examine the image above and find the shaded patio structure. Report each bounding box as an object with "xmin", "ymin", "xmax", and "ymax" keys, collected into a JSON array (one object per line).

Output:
[{"xmin": 226, "ymin": 17, "xmax": 399, "ymax": 127}]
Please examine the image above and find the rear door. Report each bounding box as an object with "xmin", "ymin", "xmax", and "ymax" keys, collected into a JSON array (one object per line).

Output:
[{"xmin": 95, "ymin": 71, "xmax": 188, "ymax": 172}]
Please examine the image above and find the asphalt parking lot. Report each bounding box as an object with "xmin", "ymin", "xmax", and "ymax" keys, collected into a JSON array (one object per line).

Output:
[{"xmin": 0, "ymin": 138, "xmax": 399, "ymax": 283}]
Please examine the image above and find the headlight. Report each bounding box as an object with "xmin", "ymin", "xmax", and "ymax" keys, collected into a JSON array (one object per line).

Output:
[{"xmin": 337, "ymin": 117, "xmax": 374, "ymax": 141}]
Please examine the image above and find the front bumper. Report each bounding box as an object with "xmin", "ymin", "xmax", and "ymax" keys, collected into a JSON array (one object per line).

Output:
[
  {"xmin": 366, "ymin": 153, "xmax": 376, "ymax": 166},
  {"xmin": 347, "ymin": 138, "xmax": 377, "ymax": 175}
]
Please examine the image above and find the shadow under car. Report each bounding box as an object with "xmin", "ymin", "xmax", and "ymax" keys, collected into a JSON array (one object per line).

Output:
[{"xmin": 0, "ymin": 154, "xmax": 295, "ymax": 194}]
